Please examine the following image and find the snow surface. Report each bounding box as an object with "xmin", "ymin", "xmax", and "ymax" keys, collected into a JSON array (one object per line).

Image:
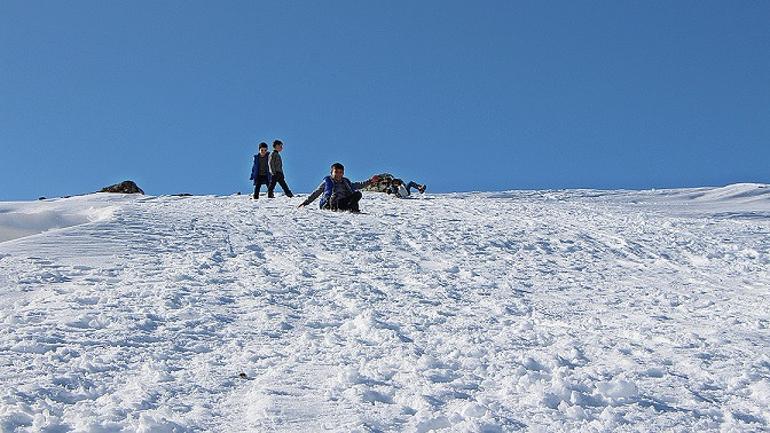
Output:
[
  {"xmin": 0, "ymin": 185, "xmax": 769, "ymax": 432},
  {"xmin": 0, "ymin": 195, "xmax": 119, "ymax": 243}
]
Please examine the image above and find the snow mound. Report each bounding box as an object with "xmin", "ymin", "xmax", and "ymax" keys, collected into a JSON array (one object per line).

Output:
[
  {"xmin": 671, "ymin": 183, "xmax": 770, "ymax": 204},
  {"xmin": 0, "ymin": 194, "xmax": 123, "ymax": 243}
]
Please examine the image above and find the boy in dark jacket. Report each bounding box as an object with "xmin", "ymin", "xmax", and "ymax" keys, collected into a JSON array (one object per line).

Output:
[
  {"xmin": 267, "ymin": 139, "xmax": 294, "ymax": 198},
  {"xmin": 298, "ymin": 163, "xmax": 373, "ymax": 212},
  {"xmin": 249, "ymin": 142, "xmax": 271, "ymax": 199}
]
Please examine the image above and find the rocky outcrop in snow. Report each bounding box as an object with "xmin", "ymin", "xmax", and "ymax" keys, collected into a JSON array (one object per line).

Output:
[{"xmin": 100, "ymin": 180, "xmax": 144, "ymax": 195}]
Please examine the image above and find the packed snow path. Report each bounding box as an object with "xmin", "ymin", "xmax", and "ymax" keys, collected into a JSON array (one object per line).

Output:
[{"xmin": 1, "ymin": 186, "xmax": 769, "ymax": 432}]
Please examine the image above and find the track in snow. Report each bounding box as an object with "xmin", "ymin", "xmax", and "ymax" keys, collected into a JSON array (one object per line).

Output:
[{"xmin": 1, "ymin": 186, "xmax": 769, "ymax": 432}]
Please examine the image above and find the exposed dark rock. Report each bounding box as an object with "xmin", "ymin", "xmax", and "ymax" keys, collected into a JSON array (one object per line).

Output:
[
  {"xmin": 171, "ymin": 193, "xmax": 193, "ymax": 197},
  {"xmin": 38, "ymin": 197, "xmax": 46, "ymax": 201},
  {"xmin": 100, "ymin": 180, "xmax": 145, "ymax": 195}
]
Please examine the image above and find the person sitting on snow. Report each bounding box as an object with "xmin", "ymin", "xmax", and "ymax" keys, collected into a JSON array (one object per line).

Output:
[{"xmin": 298, "ymin": 163, "xmax": 373, "ymax": 212}]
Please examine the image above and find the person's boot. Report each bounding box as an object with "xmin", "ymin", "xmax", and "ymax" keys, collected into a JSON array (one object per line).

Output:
[{"xmin": 418, "ymin": 184, "xmax": 427, "ymax": 194}]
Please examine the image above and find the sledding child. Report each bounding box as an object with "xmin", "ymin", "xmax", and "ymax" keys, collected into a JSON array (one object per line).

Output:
[
  {"xmin": 298, "ymin": 163, "xmax": 375, "ymax": 212},
  {"xmin": 268, "ymin": 139, "xmax": 294, "ymax": 198},
  {"xmin": 364, "ymin": 174, "xmax": 426, "ymax": 198},
  {"xmin": 386, "ymin": 178, "xmax": 427, "ymax": 198},
  {"xmin": 249, "ymin": 142, "xmax": 271, "ymax": 199}
]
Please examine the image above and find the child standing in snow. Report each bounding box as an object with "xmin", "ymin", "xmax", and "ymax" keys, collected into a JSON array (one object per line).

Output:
[
  {"xmin": 249, "ymin": 142, "xmax": 271, "ymax": 199},
  {"xmin": 268, "ymin": 139, "xmax": 294, "ymax": 198}
]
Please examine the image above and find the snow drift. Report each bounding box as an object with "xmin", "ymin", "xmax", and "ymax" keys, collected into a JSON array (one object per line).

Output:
[
  {"xmin": 671, "ymin": 183, "xmax": 770, "ymax": 204},
  {"xmin": 0, "ymin": 194, "xmax": 120, "ymax": 243}
]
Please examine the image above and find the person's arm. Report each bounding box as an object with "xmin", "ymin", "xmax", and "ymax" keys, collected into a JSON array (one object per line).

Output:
[
  {"xmin": 351, "ymin": 177, "xmax": 376, "ymax": 190},
  {"xmin": 268, "ymin": 153, "xmax": 276, "ymax": 174},
  {"xmin": 299, "ymin": 182, "xmax": 324, "ymax": 208}
]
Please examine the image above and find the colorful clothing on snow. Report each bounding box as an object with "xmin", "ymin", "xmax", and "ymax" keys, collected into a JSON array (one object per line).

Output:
[
  {"xmin": 301, "ymin": 176, "xmax": 369, "ymax": 209},
  {"xmin": 387, "ymin": 180, "xmax": 422, "ymax": 198}
]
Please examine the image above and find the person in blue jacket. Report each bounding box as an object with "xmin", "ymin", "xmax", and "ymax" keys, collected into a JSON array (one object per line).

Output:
[
  {"xmin": 249, "ymin": 142, "xmax": 271, "ymax": 199},
  {"xmin": 298, "ymin": 162, "xmax": 374, "ymax": 212}
]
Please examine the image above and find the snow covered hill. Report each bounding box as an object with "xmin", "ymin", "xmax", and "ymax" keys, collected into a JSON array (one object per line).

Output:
[{"xmin": 1, "ymin": 184, "xmax": 769, "ymax": 432}]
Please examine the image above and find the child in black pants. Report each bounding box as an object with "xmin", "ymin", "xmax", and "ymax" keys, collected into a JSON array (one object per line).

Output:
[
  {"xmin": 268, "ymin": 139, "xmax": 294, "ymax": 198},
  {"xmin": 249, "ymin": 142, "xmax": 271, "ymax": 199}
]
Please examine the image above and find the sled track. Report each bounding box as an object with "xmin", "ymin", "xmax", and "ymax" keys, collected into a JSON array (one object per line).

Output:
[{"xmin": 1, "ymin": 190, "xmax": 769, "ymax": 432}]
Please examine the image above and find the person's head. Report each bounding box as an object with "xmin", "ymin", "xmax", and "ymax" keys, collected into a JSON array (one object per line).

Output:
[
  {"xmin": 273, "ymin": 140, "xmax": 283, "ymax": 152},
  {"xmin": 330, "ymin": 162, "xmax": 345, "ymax": 181},
  {"xmin": 259, "ymin": 142, "xmax": 268, "ymax": 154}
]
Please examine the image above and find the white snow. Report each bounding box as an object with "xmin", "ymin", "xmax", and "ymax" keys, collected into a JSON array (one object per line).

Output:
[
  {"xmin": 0, "ymin": 184, "xmax": 769, "ymax": 432},
  {"xmin": 0, "ymin": 194, "xmax": 120, "ymax": 243}
]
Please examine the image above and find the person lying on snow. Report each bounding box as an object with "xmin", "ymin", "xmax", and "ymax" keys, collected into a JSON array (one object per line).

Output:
[
  {"xmin": 370, "ymin": 175, "xmax": 426, "ymax": 198},
  {"xmin": 389, "ymin": 179, "xmax": 426, "ymax": 198},
  {"xmin": 364, "ymin": 173, "xmax": 396, "ymax": 192},
  {"xmin": 298, "ymin": 163, "xmax": 374, "ymax": 212}
]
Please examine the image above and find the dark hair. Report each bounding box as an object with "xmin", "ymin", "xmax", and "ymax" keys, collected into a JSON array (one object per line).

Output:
[
  {"xmin": 273, "ymin": 140, "xmax": 283, "ymax": 148},
  {"xmin": 259, "ymin": 142, "xmax": 268, "ymax": 149},
  {"xmin": 331, "ymin": 162, "xmax": 345, "ymax": 171}
]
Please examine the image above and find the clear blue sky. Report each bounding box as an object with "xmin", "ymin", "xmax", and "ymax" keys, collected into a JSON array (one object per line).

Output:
[{"xmin": 1, "ymin": 1, "xmax": 768, "ymax": 199}]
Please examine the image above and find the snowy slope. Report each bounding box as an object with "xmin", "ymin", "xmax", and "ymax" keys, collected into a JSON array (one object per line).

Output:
[
  {"xmin": 0, "ymin": 195, "xmax": 119, "ymax": 243},
  {"xmin": 1, "ymin": 185, "xmax": 769, "ymax": 433}
]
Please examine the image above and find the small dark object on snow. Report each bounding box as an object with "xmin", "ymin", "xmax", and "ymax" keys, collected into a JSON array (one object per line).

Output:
[
  {"xmin": 171, "ymin": 193, "xmax": 193, "ymax": 197},
  {"xmin": 100, "ymin": 181, "xmax": 144, "ymax": 195},
  {"xmin": 238, "ymin": 372, "xmax": 253, "ymax": 380},
  {"xmin": 38, "ymin": 197, "xmax": 46, "ymax": 201}
]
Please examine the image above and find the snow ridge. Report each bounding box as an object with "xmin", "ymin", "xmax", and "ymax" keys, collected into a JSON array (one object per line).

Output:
[{"xmin": 0, "ymin": 194, "xmax": 122, "ymax": 243}]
